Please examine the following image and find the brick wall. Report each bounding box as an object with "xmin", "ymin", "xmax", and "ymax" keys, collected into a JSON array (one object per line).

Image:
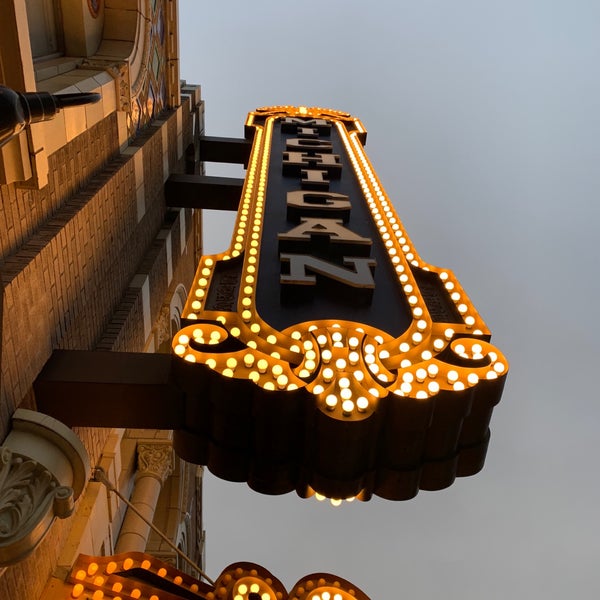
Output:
[
  {"xmin": 0, "ymin": 94, "xmax": 200, "ymax": 600},
  {"xmin": 0, "ymin": 115, "xmax": 121, "ymax": 262}
]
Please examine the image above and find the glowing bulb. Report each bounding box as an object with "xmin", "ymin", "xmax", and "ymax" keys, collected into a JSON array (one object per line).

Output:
[
  {"xmin": 342, "ymin": 399, "xmax": 354, "ymax": 414},
  {"xmin": 272, "ymin": 364, "xmax": 284, "ymax": 377},
  {"xmin": 356, "ymin": 397, "xmax": 369, "ymax": 412},
  {"xmin": 325, "ymin": 395, "xmax": 338, "ymax": 409},
  {"xmin": 354, "ymin": 370, "xmax": 365, "ymax": 382},
  {"xmin": 335, "ymin": 358, "xmax": 347, "ymax": 369},
  {"xmin": 428, "ymin": 381, "xmax": 440, "ymax": 393}
]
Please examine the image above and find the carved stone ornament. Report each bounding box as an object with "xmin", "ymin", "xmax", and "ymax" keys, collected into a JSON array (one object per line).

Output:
[
  {"xmin": 0, "ymin": 409, "xmax": 89, "ymax": 566},
  {"xmin": 137, "ymin": 442, "xmax": 173, "ymax": 484},
  {"xmin": 156, "ymin": 304, "xmax": 173, "ymax": 349},
  {"xmin": 0, "ymin": 447, "xmax": 74, "ymax": 565},
  {"xmin": 81, "ymin": 59, "xmax": 131, "ymax": 112}
]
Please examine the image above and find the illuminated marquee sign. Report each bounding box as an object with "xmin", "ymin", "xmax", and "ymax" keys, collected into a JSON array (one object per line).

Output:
[
  {"xmin": 64, "ymin": 553, "xmax": 371, "ymax": 600},
  {"xmin": 172, "ymin": 106, "xmax": 507, "ymax": 502}
]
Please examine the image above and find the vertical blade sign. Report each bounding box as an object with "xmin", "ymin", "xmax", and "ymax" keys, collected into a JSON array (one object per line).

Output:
[{"xmin": 172, "ymin": 106, "xmax": 508, "ymax": 502}]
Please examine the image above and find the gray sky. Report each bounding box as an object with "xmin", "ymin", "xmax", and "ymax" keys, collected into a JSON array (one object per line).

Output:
[{"xmin": 179, "ymin": 2, "xmax": 600, "ymax": 598}]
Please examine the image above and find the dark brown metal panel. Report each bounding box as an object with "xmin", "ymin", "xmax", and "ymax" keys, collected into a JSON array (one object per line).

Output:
[
  {"xmin": 34, "ymin": 350, "xmax": 184, "ymax": 429},
  {"xmin": 165, "ymin": 174, "xmax": 244, "ymax": 210},
  {"xmin": 198, "ymin": 135, "xmax": 252, "ymax": 165}
]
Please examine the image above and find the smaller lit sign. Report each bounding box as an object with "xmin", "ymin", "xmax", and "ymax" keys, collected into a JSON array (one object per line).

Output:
[{"xmin": 65, "ymin": 553, "xmax": 372, "ymax": 600}]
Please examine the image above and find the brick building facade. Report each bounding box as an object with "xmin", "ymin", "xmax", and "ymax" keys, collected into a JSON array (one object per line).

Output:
[{"xmin": 0, "ymin": 1, "xmax": 205, "ymax": 597}]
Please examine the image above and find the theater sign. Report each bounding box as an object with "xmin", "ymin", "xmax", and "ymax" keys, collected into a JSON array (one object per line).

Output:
[{"xmin": 170, "ymin": 106, "xmax": 508, "ymax": 502}]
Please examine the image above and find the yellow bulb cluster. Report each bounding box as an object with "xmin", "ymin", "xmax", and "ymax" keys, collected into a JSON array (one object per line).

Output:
[
  {"xmin": 69, "ymin": 553, "xmax": 201, "ymax": 600},
  {"xmin": 314, "ymin": 491, "xmax": 357, "ymax": 507},
  {"xmin": 300, "ymin": 323, "xmax": 397, "ymax": 419},
  {"xmin": 174, "ymin": 325, "xmax": 303, "ymax": 392},
  {"xmin": 233, "ymin": 579, "xmax": 274, "ymax": 600},
  {"xmin": 307, "ymin": 590, "xmax": 349, "ymax": 600},
  {"xmin": 211, "ymin": 566, "xmax": 285, "ymax": 600},
  {"xmin": 290, "ymin": 578, "xmax": 359, "ymax": 600},
  {"xmin": 387, "ymin": 335, "xmax": 507, "ymax": 399}
]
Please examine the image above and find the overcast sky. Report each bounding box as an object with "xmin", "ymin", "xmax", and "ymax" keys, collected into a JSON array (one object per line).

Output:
[{"xmin": 179, "ymin": 2, "xmax": 600, "ymax": 598}]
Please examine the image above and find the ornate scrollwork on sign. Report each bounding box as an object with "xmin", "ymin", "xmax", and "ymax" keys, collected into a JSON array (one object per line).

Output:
[
  {"xmin": 0, "ymin": 447, "xmax": 74, "ymax": 565},
  {"xmin": 137, "ymin": 442, "xmax": 173, "ymax": 484}
]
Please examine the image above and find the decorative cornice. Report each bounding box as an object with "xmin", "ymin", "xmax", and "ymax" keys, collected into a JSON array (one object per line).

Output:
[{"xmin": 136, "ymin": 442, "xmax": 173, "ymax": 484}]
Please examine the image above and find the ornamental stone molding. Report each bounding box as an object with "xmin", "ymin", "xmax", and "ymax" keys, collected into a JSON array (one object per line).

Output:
[
  {"xmin": 136, "ymin": 442, "xmax": 173, "ymax": 484},
  {"xmin": 0, "ymin": 409, "xmax": 89, "ymax": 565},
  {"xmin": 156, "ymin": 304, "xmax": 173, "ymax": 350}
]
